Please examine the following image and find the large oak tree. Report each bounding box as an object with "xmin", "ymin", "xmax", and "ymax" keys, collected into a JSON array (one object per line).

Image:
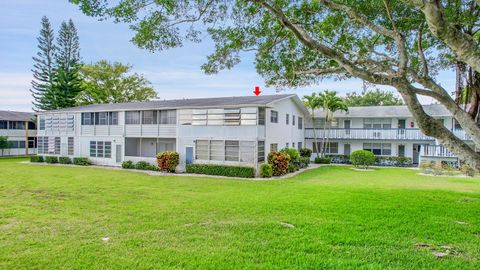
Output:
[{"xmin": 70, "ymin": 0, "xmax": 480, "ymax": 169}]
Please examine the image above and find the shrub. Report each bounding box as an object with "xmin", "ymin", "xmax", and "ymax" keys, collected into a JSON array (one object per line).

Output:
[
  {"xmin": 442, "ymin": 164, "xmax": 456, "ymax": 176},
  {"xmin": 267, "ymin": 151, "xmax": 291, "ymax": 176},
  {"xmin": 30, "ymin": 156, "xmax": 44, "ymax": 163},
  {"xmin": 419, "ymin": 162, "xmax": 433, "ymax": 174},
  {"xmin": 259, "ymin": 163, "xmax": 273, "ymax": 178},
  {"xmin": 299, "ymin": 148, "xmax": 312, "ymax": 158},
  {"xmin": 186, "ymin": 164, "xmax": 255, "ymax": 178},
  {"xmin": 73, "ymin": 157, "xmax": 91, "ymax": 166},
  {"xmin": 288, "ymin": 163, "xmax": 300, "ymax": 173},
  {"xmin": 461, "ymin": 164, "xmax": 476, "ymax": 177},
  {"xmin": 299, "ymin": 157, "xmax": 310, "ymax": 168},
  {"xmin": 374, "ymin": 156, "xmax": 413, "ymax": 167},
  {"xmin": 59, "ymin": 157, "xmax": 72, "ymax": 164},
  {"xmin": 122, "ymin": 160, "xmax": 135, "ymax": 169},
  {"xmin": 280, "ymin": 148, "xmax": 299, "ymax": 162},
  {"xmin": 45, "ymin": 156, "xmax": 58, "ymax": 164},
  {"xmin": 314, "ymin": 157, "xmax": 331, "ymax": 164},
  {"xmin": 350, "ymin": 150, "xmax": 375, "ymax": 169},
  {"xmin": 156, "ymin": 151, "xmax": 180, "ymax": 172},
  {"xmin": 135, "ymin": 161, "xmax": 158, "ymax": 171},
  {"xmin": 326, "ymin": 154, "xmax": 351, "ymax": 164},
  {"xmin": 432, "ymin": 164, "xmax": 444, "ymax": 176}
]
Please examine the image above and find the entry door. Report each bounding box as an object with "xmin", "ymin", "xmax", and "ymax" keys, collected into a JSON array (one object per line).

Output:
[
  {"xmin": 412, "ymin": 144, "xmax": 420, "ymax": 164},
  {"xmin": 343, "ymin": 143, "xmax": 351, "ymax": 155},
  {"xmin": 398, "ymin": 119, "xmax": 406, "ymax": 137},
  {"xmin": 398, "ymin": 145, "xmax": 405, "ymax": 157},
  {"xmin": 185, "ymin": 147, "xmax": 194, "ymax": 164},
  {"xmin": 344, "ymin": 120, "xmax": 351, "ymax": 135},
  {"xmin": 116, "ymin": 144, "xmax": 122, "ymax": 163}
]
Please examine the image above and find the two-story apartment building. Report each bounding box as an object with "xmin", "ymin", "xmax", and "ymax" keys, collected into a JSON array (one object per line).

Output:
[
  {"xmin": 36, "ymin": 95, "xmax": 308, "ymax": 170},
  {"xmin": 304, "ymin": 104, "xmax": 472, "ymax": 165},
  {"xmin": 0, "ymin": 111, "xmax": 36, "ymax": 156}
]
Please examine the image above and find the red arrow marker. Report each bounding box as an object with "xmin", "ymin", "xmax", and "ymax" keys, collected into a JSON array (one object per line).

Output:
[{"xmin": 253, "ymin": 86, "xmax": 261, "ymax": 96}]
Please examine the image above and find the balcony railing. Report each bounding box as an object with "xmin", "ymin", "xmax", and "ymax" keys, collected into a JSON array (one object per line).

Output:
[
  {"xmin": 420, "ymin": 145, "xmax": 457, "ymax": 158},
  {"xmin": 305, "ymin": 128, "xmax": 470, "ymax": 141}
]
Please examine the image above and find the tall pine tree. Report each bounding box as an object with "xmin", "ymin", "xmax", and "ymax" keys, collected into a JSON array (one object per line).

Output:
[
  {"xmin": 30, "ymin": 16, "xmax": 56, "ymax": 111},
  {"xmin": 52, "ymin": 19, "xmax": 83, "ymax": 108}
]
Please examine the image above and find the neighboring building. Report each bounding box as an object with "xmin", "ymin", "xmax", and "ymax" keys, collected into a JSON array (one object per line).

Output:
[
  {"xmin": 304, "ymin": 104, "xmax": 473, "ymax": 165},
  {"xmin": 0, "ymin": 110, "xmax": 37, "ymax": 156},
  {"xmin": 35, "ymin": 95, "xmax": 308, "ymax": 171}
]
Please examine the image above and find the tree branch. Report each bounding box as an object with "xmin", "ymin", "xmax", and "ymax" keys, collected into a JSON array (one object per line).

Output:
[
  {"xmin": 417, "ymin": 23, "xmax": 429, "ymax": 78},
  {"xmin": 409, "ymin": 0, "xmax": 480, "ymax": 73}
]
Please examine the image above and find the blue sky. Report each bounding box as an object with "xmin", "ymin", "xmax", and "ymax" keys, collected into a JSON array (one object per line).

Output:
[{"xmin": 0, "ymin": 0, "xmax": 454, "ymax": 111}]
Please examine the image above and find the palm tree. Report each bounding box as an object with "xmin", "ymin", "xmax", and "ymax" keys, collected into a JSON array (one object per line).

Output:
[
  {"xmin": 317, "ymin": 91, "xmax": 348, "ymax": 157},
  {"xmin": 303, "ymin": 93, "xmax": 321, "ymax": 158}
]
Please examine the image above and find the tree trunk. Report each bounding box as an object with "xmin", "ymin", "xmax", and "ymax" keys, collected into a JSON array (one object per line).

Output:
[
  {"xmin": 311, "ymin": 111, "xmax": 320, "ymax": 159},
  {"xmin": 397, "ymin": 80, "xmax": 480, "ymax": 170}
]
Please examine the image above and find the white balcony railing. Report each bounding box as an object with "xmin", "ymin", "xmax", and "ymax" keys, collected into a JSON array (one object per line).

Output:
[
  {"xmin": 420, "ymin": 145, "xmax": 456, "ymax": 158},
  {"xmin": 305, "ymin": 128, "xmax": 470, "ymax": 141}
]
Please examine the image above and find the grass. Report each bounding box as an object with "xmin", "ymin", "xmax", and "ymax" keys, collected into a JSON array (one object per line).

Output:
[{"xmin": 1, "ymin": 157, "xmax": 480, "ymax": 269}]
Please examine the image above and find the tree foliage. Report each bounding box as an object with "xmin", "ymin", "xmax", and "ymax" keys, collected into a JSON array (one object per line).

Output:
[
  {"xmin": 77, "ymin": 60, "xmax": 158, "ymax": 105},
  {"xmin": 344, "ymin": 89, "xmax": 404, "ymax": 107},
  {"xmin": 31, "ymin": 17, "xmax": 83, "ymax": 110},
  {"xmin": 0, "ymin": 136, "xmax": 8, "ymax": 156},
  {"xmin": 30, "ymin": 16, "xmax": 56, "ymax": 111},
  {"xmin": 69, "ymin": 0, "xmax": 480, "ymax": 168}
]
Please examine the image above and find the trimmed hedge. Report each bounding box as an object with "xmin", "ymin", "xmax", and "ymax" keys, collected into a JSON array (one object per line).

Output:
[
  {"xmin": 186, "ymin": 164, "xmax": 255, "ymax": 178},
  {"xmin": 30, "ymin": 156, "xmax": 44, "ymax": 163},
  {"xmin": 156, "ymin": 151, "xmax": 179, "ymax": 172},
  {"xmin": 350, "ymin": 150, "xmax": 375, "ymax": 169},
  {"xmin": 59, "ymin": 157, "xmax": 72, "ymax": 164},
  {"xmin": 73, "ymin": 157, "xmax": 91, "ymax": 166},
  {"xmin": 314, "ymin": 157, "xmax": 331, "ymax": 164},
  {"xmin": 45, "ymin": 156, "xmax": 58, "ymax": 164},
  {"xmin": 122, "ymin": 160, "xmax": 135, "ymax": 169},
  {"xmin": 326, "ymin": 154, "xmax": 351, "ymax": 164},
  {"xmin": 324, "ymin": 154, "xmax": 413, "ymax": 167},
  {"xmin": 135, "ymin": 161, "xmax": 158, "ymax": 171},
  {"xmin": 259, "ymin": 163, "xmax": 273, "ymax": 178}
]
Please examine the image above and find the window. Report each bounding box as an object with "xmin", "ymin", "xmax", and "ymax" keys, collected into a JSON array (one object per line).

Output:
[
  {"xmin": 68, "ymin": 137, "xmax": 74, "ymax": 156},
  {"xmin": 286, "ymin": 143, "xmax": 289, "ymax": 148},
  {"xmin": 210, "ymin": 140, "xmax": 224, "ymax": 161},
  {"xmin": 270, "ymin": 143, "xmax": 278, "ymax": 152},
  {"xmin": 258, "ymin": 141, "xmax": 265, "ymax": 162},
  {"xmin": 9, "ymin": 121, "xmax": 25, "ymax": 130},
  {"xmin": 142, "ymin": 110, "xmax": 157, "ymax": 124},
  {"xmin": 298, "ymin": 142, "xmax": 303, "ymax": 151},
  {"xmin": 223, "ymin": 109, "xmax": 239, "ymax": 126},
  {"xmin": 292, "ymin": 115, "xmax": 296, "ymax": 126},
  {"xmin": 28, "ymin": 137, "xmax": 36, "ymax": 148},
  {"xmin": 81, "ymin": 113, "xmax": 93, "ymax": 125},
  {"xmin": 270, "ymin": 110, "xmax": 278, "ymax": 123},
  {"xmin": 363, "ymin": 143, "xmax": 391, "ymax": 156},
  {"xmin": 0, "ymin": 121, "xmax": 7, "ymax": 129},
  {"xmin": 28, "ymin": 121, "xmax": 36, "ymax": 130},
  {"xmin": 313, "ymin": 119, "xmax": 338, "ymax": 128},
  {"xmin": 286, "ymin": 114, "xmax": 289, "ymax": 125},
  {"xmin": 298, "ymin": 117, "xmax": 303, "ymax": 129},
  {"xmin": 239, "ymin": 141, "xmax": 255, "ymax": 162},
  {"xmin": 195, "ymin": 140, "xmax": 209, "ymax": 160},
  {"xmin": 364, "ymin": 118, "xmax": 391, "ymax": 129},
  {"xmin": 54, "ymin": 137, "xmax": 61, "ymax": 154},
  {"xmin": 225, "ymin": 140, "xmax": 239, "ymax": 161},
  {"xmin": 313, "ymin": 142, "xmax": 338, "ymax": 154},
  {"xmin": 192, "ymin": 109, "xmax": 207, "ymax": 126},
  {"xmin": 240, "ymin": 107, "xmax": 257, "ymax": 125},
  {"xmin": 292, "ymin": 142, "xmax": 295, "ymax": 149},
  {"xmin": 258, "ymin": 108, "xmax": 266, "ymax": 125},
  {"xmin": 8, "ymin": 141, "xmax": 25, "ymax": 149},
  {"xmin": 179, "ymin": 110, "xmax": 193, "ymax": 125},
  {"xmin": 125, "ymin": 111, "xmax": 141, "ymax": 124},
  {"xmin": 159, "ymin": 110, "xmax": 176, "ymax": 124},
  {"xmin": 109, "ymin": 112, "xmax": 118, "ymax": 125},
  {"xmin": 90, "ymin": 141, "xmax": 111, "ymax": 158}
]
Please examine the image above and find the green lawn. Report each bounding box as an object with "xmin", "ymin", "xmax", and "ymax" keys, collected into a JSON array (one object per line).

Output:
[{"xmin": 1, "ymin": 158, "xmax": 480, "ymax": 269}]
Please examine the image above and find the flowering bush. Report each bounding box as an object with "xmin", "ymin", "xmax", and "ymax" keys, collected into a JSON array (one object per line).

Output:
[
  {"xmin": 156, "ymin": 151, "xmax": 180, "ymax": 172},
  {"xmin": 267, "ymin": 151, "xmax": 291, "ymax": 176}
]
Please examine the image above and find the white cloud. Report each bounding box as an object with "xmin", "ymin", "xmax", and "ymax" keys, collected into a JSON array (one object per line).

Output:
[{"xmin": 0, "ymin": 72, "xmax": 34, "ymax": 111}]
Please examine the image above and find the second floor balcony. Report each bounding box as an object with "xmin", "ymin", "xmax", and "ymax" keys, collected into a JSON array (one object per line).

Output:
[{"xmin": 304, "ymin": 128, "xmax": 470, "ymax": 141}]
